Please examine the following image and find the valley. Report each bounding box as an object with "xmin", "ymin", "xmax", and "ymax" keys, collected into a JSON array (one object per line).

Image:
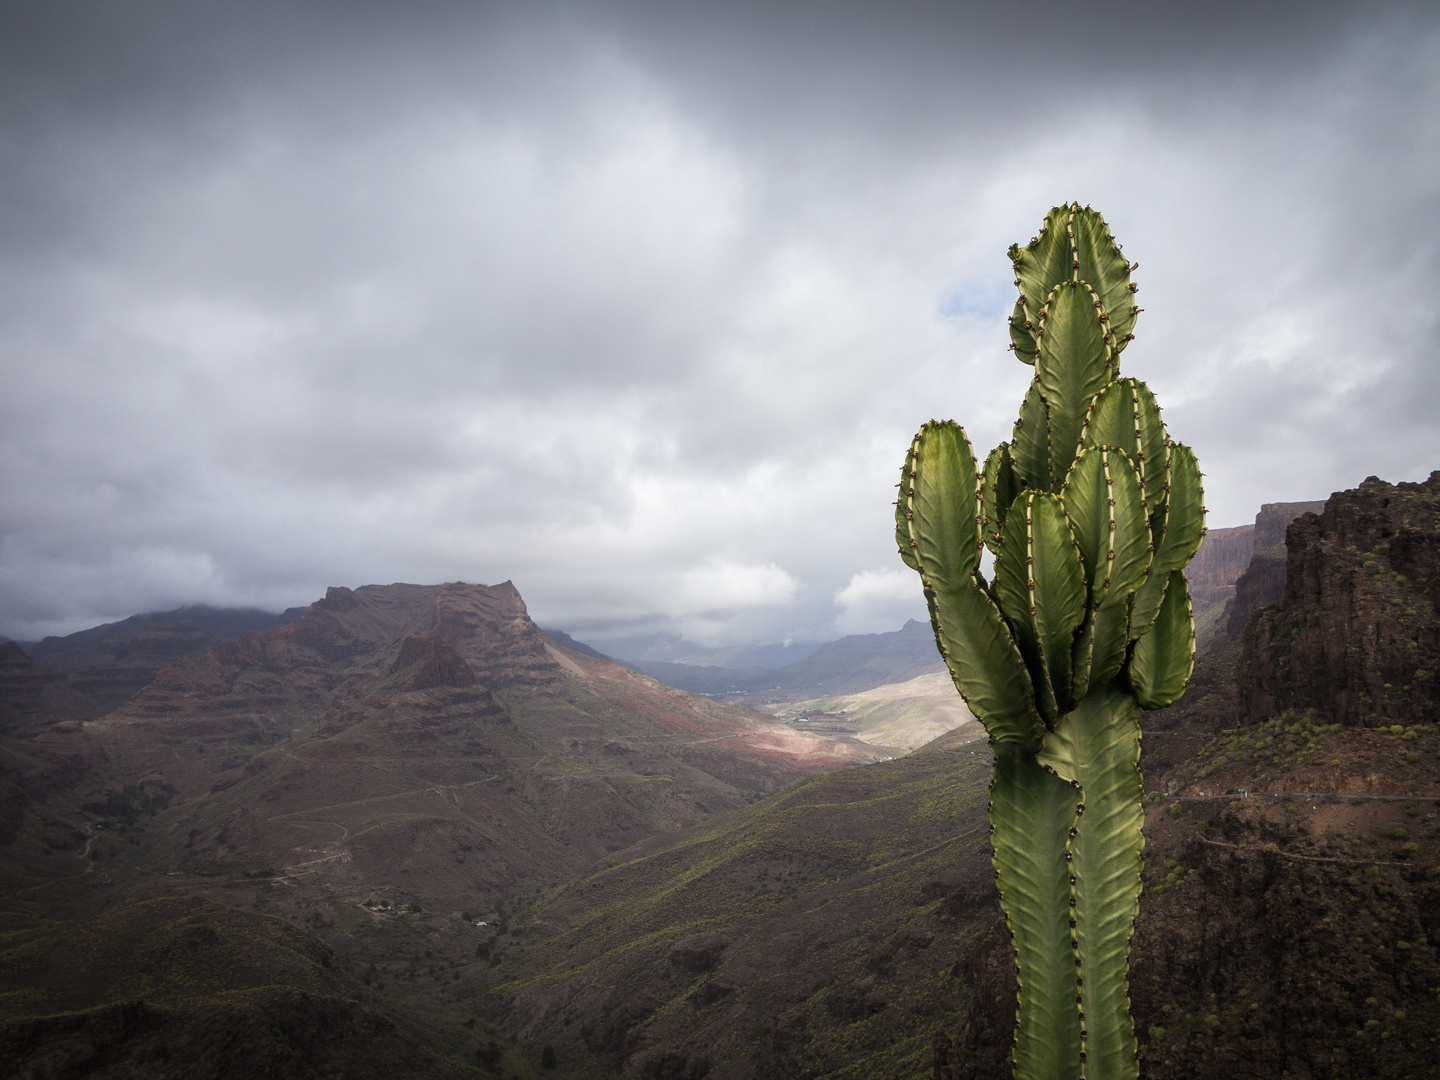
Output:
[{"xmin": 2, "ymin": 476, "xmax": 1438, "ymax": 1079}]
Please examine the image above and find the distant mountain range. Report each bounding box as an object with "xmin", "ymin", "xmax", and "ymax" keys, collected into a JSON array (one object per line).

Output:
[
  {"xmin": 560, "ymin": 632, "xmax": 823, "ymax": 670},
  {"xmin": 3, "ymin": 501, "xmax": 1328, "ymax": 723},
  {"xmin": 7, "ymin": 604, "xmax": 307, "ymax": 712},
  {"xmin": 550, "ymin": 619, "xmax": 948, "ymax": 703}
]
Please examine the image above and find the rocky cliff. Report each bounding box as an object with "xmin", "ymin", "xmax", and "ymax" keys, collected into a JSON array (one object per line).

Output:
[
  {"xmin": 1186, "ymin": 524, "xmax": 1254, "ymax": 614},
  {"xmin": 1239, "ymin": 473, "xmax": 1440, "ymax": 728},
  {"xmin": 1212, "ymin": 501, "xmax": 1327, "ymax": 638}
]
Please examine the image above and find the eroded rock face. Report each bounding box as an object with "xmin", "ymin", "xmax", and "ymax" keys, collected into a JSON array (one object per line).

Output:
[
  {"xmin": 1238, "ymin": 473, "xmax": 1440, "ymax": 727},
  {"xmin": 1187, "ymin": 524, "xmax": 1253, "ymax": 614},
  {"xmin": 389, "ymin": 635, "xmax": 479, "ymax": 689}
]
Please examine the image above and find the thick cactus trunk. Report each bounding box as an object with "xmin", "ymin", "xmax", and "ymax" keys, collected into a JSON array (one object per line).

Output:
[{"xmin": 897, "ymin": 204, "xmax": 1204, "ymax": 1080}]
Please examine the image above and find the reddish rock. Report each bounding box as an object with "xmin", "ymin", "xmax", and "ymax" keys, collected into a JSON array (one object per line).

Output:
[
  {"xmin": 1187, "ymin": 524, "xmax": 1253, "ymax": 614},
  {"xmin": 389, "ymin": 635, "xmax": 478, "ymax": 689}
]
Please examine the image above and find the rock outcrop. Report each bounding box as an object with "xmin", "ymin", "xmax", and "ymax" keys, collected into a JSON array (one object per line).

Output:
[
  {"xmin": 1238, "ymin": 473, "xmax": 1440, "ymax": 727},
  {"xmin": 1213, "ymin": 501, "xmax": 1327, "ymax": 637}
]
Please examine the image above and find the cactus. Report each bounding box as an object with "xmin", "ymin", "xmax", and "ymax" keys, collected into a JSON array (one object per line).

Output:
[{"xmin": 896, "ymin": 204, "xmax": 1205, "ymax": 1080}]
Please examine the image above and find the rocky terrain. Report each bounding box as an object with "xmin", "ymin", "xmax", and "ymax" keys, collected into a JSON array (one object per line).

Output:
[
  {"xmin": 1186, "ymin": 523, "xmax": 1254, "ymax": 613},
  {"xmin": 1182, "ymin": 500, "xmax": 1326, "ymax": 649},
  {"xmin": 57, "ymin": 582, "xmax": 880, "ymax": 908},
  {"xmin": 0, "ymin": 580, "xmax": 891, "ymax": 1079},
  {"xmin": 1240, "ymin": 474, "xmax": 1439, "ymax": 729}
]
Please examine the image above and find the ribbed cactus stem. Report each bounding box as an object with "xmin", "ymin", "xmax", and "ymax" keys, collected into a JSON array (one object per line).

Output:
[{"xmin": 898, "ymin": 204, "xmax": 1205, "ymax": 1080}]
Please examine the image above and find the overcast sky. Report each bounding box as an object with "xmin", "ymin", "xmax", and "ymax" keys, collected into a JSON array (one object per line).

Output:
[{"xmin": 1, "ymin": 1, "xmax": 1437, "ymax": 646}]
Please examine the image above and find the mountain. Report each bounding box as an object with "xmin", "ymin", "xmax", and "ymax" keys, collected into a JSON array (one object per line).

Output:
[
  {"xmin": 1186, "ymin": 523, "xmax": 1254, "ymax": 612},
  {"xmin": 577, "ymin": 633, "xmax": 823, "ymax": 670},
  {"xmin": 72, "ymin": 581, "xmax": 879, "ymax": 916},
  {"xmin": 539, "ymin": 628, "xmax": 617, "ymax": 662},
  {"xmin": 0, "ymin": 580, "xmax": 884, "ymax": 1079},
  {"xmin": 1239, "ymin": 473, "xmax": 1439, "ymax": 729},
  {"xmin": 13, "ymin": 604, "xmax": 307, "ymax": 711},
  {"xmin": 0, "ymin": 641, "xmax": 108, "ymax": 737},
  {"xmin": 615, "ymin": 620, "xmax": 946, "ymax": 703},
  {"xmin": 1185, "ymin": 500, "xmax": 1327, "ymax": 649},
  {"xmin": 447, "ymin": 475, "xmax": 1440, "ymax": 1080}
]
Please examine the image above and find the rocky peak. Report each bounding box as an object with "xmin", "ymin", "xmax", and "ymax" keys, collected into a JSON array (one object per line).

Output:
[
  {"xmin": 426, "ymin": 582, "xmax": 561, "ymax": 686},
  {"xmin": 1238, "ymin": 471, "xmax": 1440, "ymax": 727},
  {"xmin": 1253, "ymin": 499, "xmax": 1327, "ymax": 549}
]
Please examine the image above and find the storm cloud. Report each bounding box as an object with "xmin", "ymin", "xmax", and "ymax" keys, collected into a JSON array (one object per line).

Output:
[{"xmin": 1, "ymin": 1, "xmax": 1436, "ymax": 646}]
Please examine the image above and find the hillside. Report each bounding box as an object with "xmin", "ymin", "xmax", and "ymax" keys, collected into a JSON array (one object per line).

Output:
[
  {"xmin": 13, "ymin": 604, "xmax": 307, "ymax": 711},
  {"xmin": 22, "ymin": 582, "xmax": 878, "ymax": 917},
  {"xmin": 772, "ymin": 672, "xmax": 979, "ymax": 753},
  {"xmin": 0, "ymin": 896, "xmax": 481, "ymax": 1079},
  {"xmin": 0, "ymin": 642, "xmax": 108, "ymax": 737},
  {"xmin": 470, "ymin": 731, "xmax": 998, "ymax": 1080}
]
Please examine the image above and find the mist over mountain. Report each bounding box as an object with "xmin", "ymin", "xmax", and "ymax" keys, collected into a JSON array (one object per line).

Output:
[{"xmin": 567, "ymin": 633, "xmax": 824, "ymax": 671}]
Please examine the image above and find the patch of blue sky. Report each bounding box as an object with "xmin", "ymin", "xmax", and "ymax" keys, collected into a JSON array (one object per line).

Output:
[{"xmin": 938, "ymin": 280, "xmax": 1012, "ymax": 322}]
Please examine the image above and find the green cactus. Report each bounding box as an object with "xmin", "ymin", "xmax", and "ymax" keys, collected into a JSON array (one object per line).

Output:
[{"xmin": 897, "ymin": 204, "xmax": 1204, "ymax": 1080}]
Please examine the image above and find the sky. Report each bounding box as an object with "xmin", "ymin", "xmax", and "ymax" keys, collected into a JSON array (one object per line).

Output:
[{"xmin": 1, "ymin": 0, "xmax": 1437, "ymax": 647}]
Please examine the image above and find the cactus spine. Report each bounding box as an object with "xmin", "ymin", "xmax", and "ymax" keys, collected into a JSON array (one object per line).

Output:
[{"xmin": 896, "ymin": 204, "xmax": 1205, "ymax": 1080}]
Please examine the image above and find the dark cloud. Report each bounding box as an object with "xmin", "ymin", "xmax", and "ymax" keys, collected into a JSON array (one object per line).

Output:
[{"xmin": 0, "ymin": 0, "xmax": 1437, "ymax": 643}]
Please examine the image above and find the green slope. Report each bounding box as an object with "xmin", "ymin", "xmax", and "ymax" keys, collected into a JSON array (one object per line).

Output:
[{"xmin": 475, "ymin": 742, "xmax": 1000, "ymax": 1080}]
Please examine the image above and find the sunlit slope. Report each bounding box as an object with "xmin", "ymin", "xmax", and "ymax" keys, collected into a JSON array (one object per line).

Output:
[{"xmin": 775, "ymin": 672, "xmax": 981, "ymax": 752}]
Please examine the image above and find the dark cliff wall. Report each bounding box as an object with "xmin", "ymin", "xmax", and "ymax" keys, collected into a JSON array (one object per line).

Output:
[
  {"xmin": 1222, "ymin": 502, "xmax": 1330, "ymax": 639},
  {"xmin": 1238, "ymin": 472, "xmax": 1440, "ymax": 728},
  {"xmin": 1254, "ymin": 500, "xmax": 1327, "ymax": 549}
]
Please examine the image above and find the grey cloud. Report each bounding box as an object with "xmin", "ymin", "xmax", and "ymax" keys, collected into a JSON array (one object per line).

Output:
[{"xmin": 1, "ymin": 1, "xmax": 1437, "ymax": 645}]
